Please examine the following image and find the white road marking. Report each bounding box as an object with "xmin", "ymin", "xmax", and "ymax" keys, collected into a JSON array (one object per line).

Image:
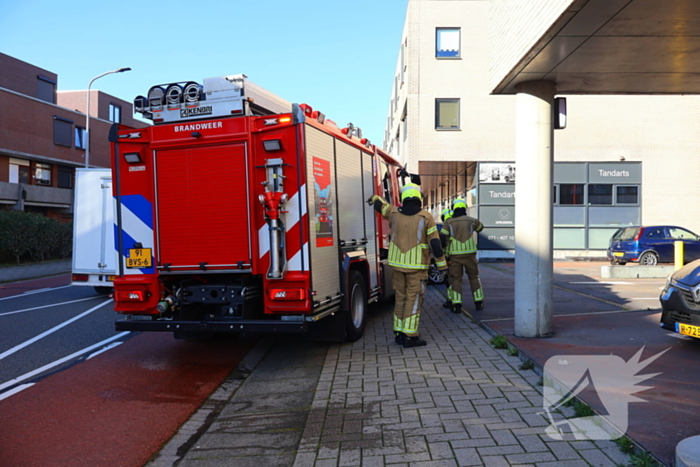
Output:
[
  {"xmin": 0, "ymin": 296, "xmax": 103, "ymax": 317},
  {"xmin": 667, "ymin": 333, "xmax": 692, "ymax": 340},
  {"xmin": 22, "ymin": 288, "xmax": 51, "ymax": 295},
  {"xmin": 86, "ymin": 341, "xmax": 123, "ymax": 360},
  {"xmin": 0, "ymin": 331, "xmax": 130, "ymax": 393},
  {"xmin": 0, "ymin": 284, "xmax": 73, "ymax": 301},
  {"xmin": 0, "ymin": 299, "xmax": 113, "ymax": 361},
  {"xmin": 0, "ymin": 383, "xmax": 35, "ymax": 401},
  {"xmin": 569, "ymin": 281, "xmax": 634, "ymax": 285}
]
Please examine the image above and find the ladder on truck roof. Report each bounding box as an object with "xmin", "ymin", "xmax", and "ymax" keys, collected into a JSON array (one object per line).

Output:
[{"xmin": 133, "ymin": 74, "xmax": 292, "ymax": 124}]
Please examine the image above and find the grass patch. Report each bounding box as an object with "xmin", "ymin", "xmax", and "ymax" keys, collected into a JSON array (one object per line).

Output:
[
  {"xmin": 629, "ymin": 451, "xmax": 661, "ymax": 467},
  {"xmin": 518, "ymin": 360, "xmax": 534, "ymax": 371},
  {"xmin": 561, "ymin": 397, "xmax": 594, "ymax": 418},
  {"xmin": 490, "ymin": 335, "xmax": 508, "ymax": 349},
  {"xmin": 615, "ymin": 436, "xmax": 635, "ymax": 455},
  {"xmin": 507, "ymin": 347, "xmax": 519, "ymax": 357}
]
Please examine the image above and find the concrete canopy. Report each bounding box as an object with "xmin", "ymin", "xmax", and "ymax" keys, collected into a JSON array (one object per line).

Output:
[
  {"xmin": 416, "ymin": 161, "xmax": 476, "ymax": 208},
  {"xmin": 492, "ymin": 0, "xmax": 700, "ymax": 95}
]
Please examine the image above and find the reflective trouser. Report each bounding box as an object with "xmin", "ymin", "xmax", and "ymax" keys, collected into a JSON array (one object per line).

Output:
[
  {"xmin": 447, "ymin": 253, "xmax": 484, "ymax": 304},
  {"xmin": 392, "ymin": 269, "xmax": 427, "ymax": 337}
]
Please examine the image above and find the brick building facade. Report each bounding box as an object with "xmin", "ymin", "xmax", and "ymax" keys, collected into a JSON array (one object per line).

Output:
[{"xmin": 0, "ymin": 53, "xmax": 148, "ymax": 221}]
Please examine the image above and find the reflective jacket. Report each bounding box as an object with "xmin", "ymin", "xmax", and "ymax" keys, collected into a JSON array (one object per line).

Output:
[
  {"xmin": 376, "ymin": 201, "xmax": 446, "ymax": 273},
  {"xmin": 441, "ymin": 214, "xmax": 484, "ymax": 255}
]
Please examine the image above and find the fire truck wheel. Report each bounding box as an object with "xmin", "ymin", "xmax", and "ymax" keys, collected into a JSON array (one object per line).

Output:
[{"xmin": 346, "ymin": 271, "xmax": 367, "ymax": 342}]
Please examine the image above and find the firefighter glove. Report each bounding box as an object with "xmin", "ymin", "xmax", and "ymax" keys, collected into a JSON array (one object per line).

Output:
[{"xmin": 367, "ymin": 194, "xmax": 384, "ymax": 205}]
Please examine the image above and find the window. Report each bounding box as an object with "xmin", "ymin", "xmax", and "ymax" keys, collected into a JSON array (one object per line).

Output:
[
  {"xmin": 436, "ymin": 28, "xmax": 460, "ymax": 58},
  {"xmin": 435, "ymin": 98, "xmax": 460, "ymax": 129},
  {"xmin": 75, "ymin": 126, "xmax": 86, "ymax": 149},
  {"xmin": 645, "ymin": 227, "xmax": 666, "ymax": 239},
  {"xmin": 589, "ymin": 184, "xmax": 613, "ymax": 205},
  {"xmin": 53, "ymin": 116, "xmax": 73, "ymax": 147},
  {"xmin": 381, "ymin": 163, "xmax": 392, "ymax": 201},
  {"xmin": 58, "ymin": 166, "xmax": 73, "ymax": 189},
  {"xmin": 37, "ymin": 75, "xmax": 56, "ymax": 103},
  {"xmin": 34, "ymin": 163, "xmax": 51, "ymax": 186},
  {"xmin": 559, "ymin": 184, "xmax": 584, "ymax": 205},
  {"xmin": 669, "ymin": 227, "xmax": 698, "ymax": 240},
  {"xmin": 9, "ymin": 158, "xmax": 30, "ymax": 184},
  {"xmin": 109, "ymin": 104, "xmax": 122, "ymax": 123},
  {"xmin": 616, "ymin": 186, "xmax": 639, "ymax": 204}
]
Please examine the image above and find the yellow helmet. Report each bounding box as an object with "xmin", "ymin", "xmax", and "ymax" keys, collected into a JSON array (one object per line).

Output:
[
  {"xmin": 401, "ymin": 183, "xmax": 422, "ymax": 201},
  {"xmin": 441, "ymin": 208, "xmax": 453, "ymax": 220},
  {"xmin": 452, "ymin": 198, "xmax": 467, "ymax": 209}
]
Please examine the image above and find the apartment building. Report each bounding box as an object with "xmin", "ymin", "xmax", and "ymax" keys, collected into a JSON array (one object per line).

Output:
[
  {"xmin": 384, "ymin": 0, "xmax": 700, "ymax": 257},
  {"xmin": 0, "ymin": 53, "xmax": 147, "ymax": 221}
]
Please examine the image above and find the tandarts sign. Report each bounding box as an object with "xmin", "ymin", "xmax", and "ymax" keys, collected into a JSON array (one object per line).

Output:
[
  {"xmin": 588, "ymin": 163, "xmax": 641, "ymax": 184},
  {"xmin": 479, "ymin": 184, "xmax": 515, "ymax": 205}
]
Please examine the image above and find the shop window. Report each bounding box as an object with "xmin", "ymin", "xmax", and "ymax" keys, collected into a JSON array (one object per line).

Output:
[
  {"xmin": 616, "ymin": 186, "xmax": 639, "ymax": 204},
  {"xmin": 436, "ymin": 28, "xmax": 460, "ymax": 58},
  {"xmin": 589, "ymin": 229, "xmax": 621, "ymax": 249},
  {"xmin": 53, "ymin": 116, "xmax": 73, "ymax": 147},
  {"xmin": 554, "ymin": 228, "xmax": 586, "ymax": 249},
  {"xmin": 34, "ymin": 163, "xmax": 52, "ymax": 186},
  {"xmin": 559, "ymin": 184, "xmax": 584, "ymax": 205},
  {"xmin": 435, "ymin": 98, "xmax": 460, "ymax": 130},
  {"xmin": 109, "ymin": 104, "xmax": 122, "ymax": 123},
  {"xmin": 589, "ymin": 207, "xmax": 640, "ymax": 227},
  {"xmin": 75, "ymin": 126, "xmax": 86, "ymax": 149},
  {"xmin": 58, "ymin": 166, "xmax": 73, "ymax": 188},
  {"xmin": 9, "ymin": 158, "xmax": 30, "ymax": 184},
  {"xmin": 554, "ymin": 207, "xmax": 585, "ymax": 227},
  {"xmin": 589, "ymin": 184, "xmax": 613, "ymax": 205}
]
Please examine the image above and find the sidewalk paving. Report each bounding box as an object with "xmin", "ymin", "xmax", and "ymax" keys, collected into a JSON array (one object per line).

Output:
[
  {"xmin": 151, "ymin": 284, "xmax": 632, "ymax": 467},
  {"xmin": 0, "ymin": 259, "xmax": 71, "ymax": 284}
]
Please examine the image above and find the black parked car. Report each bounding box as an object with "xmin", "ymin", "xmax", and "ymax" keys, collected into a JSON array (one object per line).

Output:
[{"xmin": 660, "ymin": 259, "xmax": 700, "ymax": 338}]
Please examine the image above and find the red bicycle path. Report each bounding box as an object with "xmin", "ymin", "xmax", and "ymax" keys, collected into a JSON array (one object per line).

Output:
[{"xmin": 0, "ymin": 329, "xmax": 255, "ymax": 467}]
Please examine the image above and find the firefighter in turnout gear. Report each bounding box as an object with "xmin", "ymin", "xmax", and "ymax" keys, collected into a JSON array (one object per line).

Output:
[
  {"xmin": 440, "ymin": 207, "xmax": 454, "ymax": 309},
  {"xmin": 370, "ymin": 183, "xmax": 447, "ymax": 348},
  {"xmin": 441, "ymin": 199, "xmax": 485, "ymax": 314}
]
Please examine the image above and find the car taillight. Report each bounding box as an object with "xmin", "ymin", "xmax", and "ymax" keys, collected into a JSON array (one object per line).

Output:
[
  {"xmin": 269, "ymin": 289, "xmax": 306, "ymax": 301},
  {"xmin": 633, "ymin": 228, "xmax": 643, "ymax": 241},
  {"xmin": 72, "ymin": 274, "xmax": 88, "ymax": 282},
  {"xmin": 115, "ymin": 290, "xmax": 146, "ymax": 301}
]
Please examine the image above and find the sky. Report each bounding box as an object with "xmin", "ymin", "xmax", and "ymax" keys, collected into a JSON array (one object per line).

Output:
[{"xmin": 0, "ymin": 0, "xmax": 408, "ymax": 145}]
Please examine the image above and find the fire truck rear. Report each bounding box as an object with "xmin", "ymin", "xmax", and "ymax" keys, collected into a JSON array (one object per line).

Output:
[{"xmin": 110, "ymin": 75, "xmax": 402, "ymax": 341}]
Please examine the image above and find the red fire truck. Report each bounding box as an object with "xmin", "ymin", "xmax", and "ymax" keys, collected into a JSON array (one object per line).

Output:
[{"xmin": 109, "ymin": 74, "xmax": 406, "ymax": 341}]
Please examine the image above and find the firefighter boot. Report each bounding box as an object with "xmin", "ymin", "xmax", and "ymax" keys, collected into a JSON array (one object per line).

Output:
[
  {"xmin": 475, "ymin": 301, "xmax": 485, "ymax": 311},
  {"xmin": 451, "ymin": 303, "xmax": 462, "ymax": 314},
  {"xmin": 394, "ymin": 332, "xmax": 407, "ymax": 345},
  {"xmin": 442, "ymin": 300, "xmax": 452, "ymax": 309},
  {"xmin": 403, "ymin": 335, "xmax": 427, "ymax": 348}
]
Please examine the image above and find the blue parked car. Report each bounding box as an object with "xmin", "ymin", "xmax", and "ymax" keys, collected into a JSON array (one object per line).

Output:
[{"xmin": 607, "ymin": 225, "xmax": 700, "ymax": 266}]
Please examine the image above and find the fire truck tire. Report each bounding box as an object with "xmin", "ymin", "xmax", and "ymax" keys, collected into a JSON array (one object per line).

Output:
[
  {"xmin": 94, "ymin": 286, "xmax": 113, "ymax": 295},
  {"xmin": 345, "ymin": 271, "xmax": 367, "ymax": 342}
]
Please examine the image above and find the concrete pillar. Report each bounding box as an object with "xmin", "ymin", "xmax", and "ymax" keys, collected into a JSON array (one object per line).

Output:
[{"xmin": 514, "ymin": 81, "xmax": 555, "ymax": 338}]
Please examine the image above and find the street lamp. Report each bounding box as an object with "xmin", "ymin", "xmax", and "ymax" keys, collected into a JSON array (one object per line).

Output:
[{"xmin": 84, "ymin": 67, "xmax": 131, "ymax": 168}]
